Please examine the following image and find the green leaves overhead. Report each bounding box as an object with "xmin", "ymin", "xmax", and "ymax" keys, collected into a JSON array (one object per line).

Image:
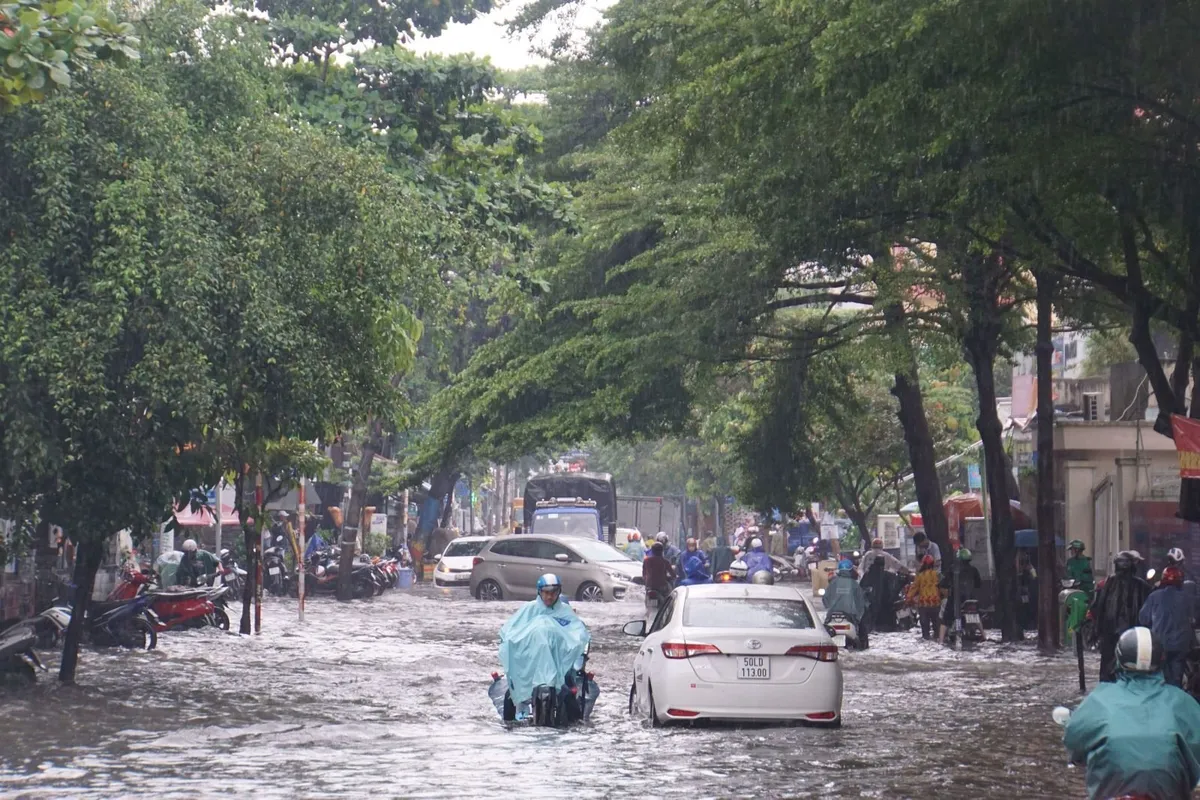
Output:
[{"xmin": 0, "ymin": 0, "xmax": 137, "ymax": 111}]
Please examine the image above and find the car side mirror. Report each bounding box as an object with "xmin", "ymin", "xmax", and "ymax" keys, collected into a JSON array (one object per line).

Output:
[
  {"xmin": 555, "ymin": 553, "xmax": 570, "ymax": 563},
  {"xmin": 622, "ymin": 620, "xmax": 647, "ymax": 637},
  {"xmin": 433, "ymin": 554, "xmax": 442, "ymax": 561}
]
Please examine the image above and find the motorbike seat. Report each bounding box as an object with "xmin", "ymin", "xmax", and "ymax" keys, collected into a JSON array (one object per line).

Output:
[{"xmin": 149, "ymin": 587, "xmax": 208, "ymax": 599}]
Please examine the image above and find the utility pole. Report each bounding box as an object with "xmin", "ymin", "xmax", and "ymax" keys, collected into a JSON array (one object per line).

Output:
[
  {"xmin": 254, "ymin": 472, "xmax": 263, "ymax": 635},
  {"xmin": 297, "ymin": 477, "xmax": 306, "ymax": 623}
]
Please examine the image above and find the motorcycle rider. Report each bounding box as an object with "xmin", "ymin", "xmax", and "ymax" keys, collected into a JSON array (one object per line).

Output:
[
  {"xmin": 911, "ymin": 531, "xmax": 942, "ymax": 570},
  {"xmin": 860, "ymin": 537, "xmax": 905, "ymax": 574},
  {"xmin": 825, "ymin": 559, "xmax": 869, "ymax": 648},
  {"xmin": 906, "ymin": 555, "xmax": 944, "ymax": 639},
  {"xmin": 938, "ymin": 548, "xmax": 982, "ymax": 646},
  {"xmin": 1138, "ymin": 565, "xmax": 1195, "ymax": 688},
  {"xmin": 743, "ymin": 537, "xmax": 773, "ymax": 582},
  {"xmin": 1063, "ymin": 626, "xmax": 1200, "ymax": 800},
  {"xmin": 642, "ymin": 541, "xmax": 674, "ymax": 617},
  {"xmin": 655, "ymin": 532, "xmax": 681, "ymax": 574},
  {"xmin": 678, "ymin": 539, "xmax": 713, "ymax": 586},
  {"xmin": 1066, "ymin": 539, "xmax": 1095, "ymax": 595},
  {"xmin": 1093, "ymin": 550, "xmax": 1152, "ymax": 683},
  {"xmin": 1017, "ymin": 551, "xmax": 1038, "ymax": 631},
  {"xmin": 175, "ymin": 539, "xmax": 220, "ymax": 587},
  {"xmin": 710, "ymin": 535, "xmax": 736, "ymax": 576}
]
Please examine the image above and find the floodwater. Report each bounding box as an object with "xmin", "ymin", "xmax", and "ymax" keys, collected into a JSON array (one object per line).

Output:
[{"xmin": 0, "ymin": 586, "xmax": 1090, "ymax": 798}]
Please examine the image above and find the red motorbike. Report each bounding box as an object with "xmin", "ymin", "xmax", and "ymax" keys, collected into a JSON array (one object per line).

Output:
[{"xmin": 109, "ymin": 571, "xmax": 231, "ymax": 632}]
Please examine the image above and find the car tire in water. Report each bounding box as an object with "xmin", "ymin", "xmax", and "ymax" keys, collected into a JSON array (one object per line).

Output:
[
  {"xmin": 476, "ymin": 579, "xmax": 503, "ymax": 601},
  {"xmin": 647, "ymin": 683, "xmax": 662, "ymax": 727},
  {"xmin": 576, "ymin": 582, "xmax": 604, "ymax": 602},
  {"xmin": 211, "ymin": 608, "xmax": 230, "ymax": 631}
]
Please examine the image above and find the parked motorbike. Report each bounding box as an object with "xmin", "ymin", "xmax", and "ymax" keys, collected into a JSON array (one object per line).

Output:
[
  {"xmin": 264, "ymin": 535, "xmax": 292, "ymax": 597},
  {"xmin": 42, "ymin": 593, "xmax": 158, "ymax": 650},
  {"xmin": 110, "ymin": 571, "xmax": 229, "ymax": 632},
  {"xmin": 895, "ymin": 574, "xmax": 916, "ymax": 631},
  {"xmin": 295, "ymin": 547, "xmax": 378, "ymax": 599},
  {"xmin": 0, "ymin": 623, "xmax": 46, "ymax": 684},
  {"xmin": 488, "ymin": 643, "xmax": 599, "ymax": 727},
  {"xmin": 216, "ymin": 549, "xmax": 246, "ymax": 597}
]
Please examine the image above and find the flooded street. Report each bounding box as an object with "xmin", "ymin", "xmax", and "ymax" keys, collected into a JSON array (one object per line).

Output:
[{"xmin": 0, "ymin": 587, "xmax": 1088, "ymax": 798}]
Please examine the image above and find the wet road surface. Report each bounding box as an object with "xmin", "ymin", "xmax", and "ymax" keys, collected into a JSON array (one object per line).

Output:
[{"xmin": 0, "ymin": 586, "xmax": 1090, "ymax": 798}]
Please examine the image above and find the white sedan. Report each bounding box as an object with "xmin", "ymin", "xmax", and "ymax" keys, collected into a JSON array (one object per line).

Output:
[
  {"xmin": 622, "ymin": 583, "xmax": 843, "ymax": 726},
  {"xmin": 433, "ymin": 536, "xmax": 491, "ymax": 588}
]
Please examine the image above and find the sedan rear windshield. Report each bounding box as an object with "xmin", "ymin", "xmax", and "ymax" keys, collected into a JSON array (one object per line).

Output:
[
  {"xmin": 444, "ymin": 540, "xmax": 486, "ymax": 558},
  {"xmin": 682, "ymin": 598, "xmax": 815, "ymax": 629}
]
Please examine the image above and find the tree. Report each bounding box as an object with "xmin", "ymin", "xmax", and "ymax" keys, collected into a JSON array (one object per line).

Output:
[{"xmin": 0, "ymin": 0, "xmax": 137, "ymax": 110}]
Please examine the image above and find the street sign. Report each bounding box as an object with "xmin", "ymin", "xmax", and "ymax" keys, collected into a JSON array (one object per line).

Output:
[{"xmin": 968, "ymin": 463, "xmax": 982, "ymax": 490}]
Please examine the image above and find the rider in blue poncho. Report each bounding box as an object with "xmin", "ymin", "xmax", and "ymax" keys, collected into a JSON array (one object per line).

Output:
[
  {"xmin": 744, "ymin": 537, "xmax": 773, "ymax": 582},
  {"xmin": 498, "ymin": 573, "xmax": 591, "ymax": 717},
  {"xmin": 1064, "ymin": 626, "xmax": 1200, "ymax": 799},
  {"xmin": 678, "ymin": 538, "xmax": 712, "ymax": 586}
]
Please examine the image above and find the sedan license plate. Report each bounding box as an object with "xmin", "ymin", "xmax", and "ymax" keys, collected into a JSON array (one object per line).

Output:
[
  {"xmin": 738, "ymin": 656, "xmax": 770, "ymax": 680},
  {"xmin": 965, "ymin": 613, "xmax": 981, "ymax": 624},
  {"xmin": 833, "ymin": 634, "xmax": 846, "ymax": 647},
  {"xmin": 268, "ymin": 567, "xmax": 281, "ymax": 576}
]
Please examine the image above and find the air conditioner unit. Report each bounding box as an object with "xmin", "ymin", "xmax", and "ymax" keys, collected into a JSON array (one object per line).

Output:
[{"xmin": 1082, "ymin": 393, "xmax": 1100, "ymax": 421}]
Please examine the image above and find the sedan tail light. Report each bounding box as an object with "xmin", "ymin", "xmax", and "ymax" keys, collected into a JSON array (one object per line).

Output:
[
  {"xmin": 473, "ymin": 557, "xmax": 483, "ymax": 567},
  {"xmin": 786, "ymin": 644, "xmax": 839, "ymax": 662},
  {"xmin": 661, "ymin": 642, "xmax": 722, "ymax": 659}
]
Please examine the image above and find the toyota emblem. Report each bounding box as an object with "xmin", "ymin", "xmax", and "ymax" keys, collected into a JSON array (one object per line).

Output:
[{"xmin": 746, "ymin": 639, "xmax": 762, "ymax": 650}]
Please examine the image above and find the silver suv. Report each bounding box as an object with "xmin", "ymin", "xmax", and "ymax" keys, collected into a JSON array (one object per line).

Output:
[{"xmin": 470, "ymin": 534, "xmax": 640, "ymax": 602}]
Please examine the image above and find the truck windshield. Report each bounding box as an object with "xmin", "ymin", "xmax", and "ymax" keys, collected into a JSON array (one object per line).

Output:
[{"xmin": 533, "ymin": 510, "xmax": 598, "ymax": 538}]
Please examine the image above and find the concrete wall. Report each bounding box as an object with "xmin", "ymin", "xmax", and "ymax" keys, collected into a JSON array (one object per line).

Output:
[{"xmin": 1054, "ymin": 420, "xmax": 1180, "ymax": 574}]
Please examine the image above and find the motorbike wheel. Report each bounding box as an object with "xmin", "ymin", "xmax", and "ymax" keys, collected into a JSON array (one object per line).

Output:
[
  {"xmin": 116, "ymin": 618, "xmax": 157, "ymax": 650},
  {"xmin": 374, "ymin": 577, "xmax": 386, "ymax": 596},
  {"xmin": 211, "ymin": 608, "xmax": 230, "ymax": 631},
  {"xmin": 352, "ymin": 578, "xmax": 374, "ymax": 600},
  {"xmin": 0, "ymin": 659, "xmax": 37, "ymax": 686}
]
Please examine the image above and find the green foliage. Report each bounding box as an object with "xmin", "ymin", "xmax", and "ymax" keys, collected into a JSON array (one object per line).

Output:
[
  {"xmin": 1080, "ymin": 328, "xmax": 1138, "ymax": 378},
  {"xmin": 0, "ymin": 0, "xmax": 137, "ymax": 110}
]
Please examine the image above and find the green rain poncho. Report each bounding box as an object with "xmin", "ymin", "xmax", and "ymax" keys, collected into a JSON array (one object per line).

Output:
[{"xmin": 1064, "ymin": 670, "xmax": 1200, "ymax": 799}]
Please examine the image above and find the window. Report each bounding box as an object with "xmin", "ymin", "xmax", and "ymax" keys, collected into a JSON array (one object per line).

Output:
[
  {"xmin": 681, "ymin": 598, "xmax": 816, "ymax": 629},
  {"xmin": 534, "ymin": 540, "xmax": 580, "ymax": 563},
  {"xmin": 649, "ymin": 595, "xmax": 677, "ymax": 633},
  {"xmin": 443, "ymin": 540, "xmax": 486, "ymax": 558},
  {"xmin": 488, "ymin": 539, "xmax": 540, "ymax": 559},
  {"xmin": 562, "ymin": 538, "xmax": 632, "ymax": 563}
]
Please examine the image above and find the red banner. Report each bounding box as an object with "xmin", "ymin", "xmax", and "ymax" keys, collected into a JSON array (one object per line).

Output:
[{"xmin": 1171, "ymin": 414, "xmax": 1200, "ymax": 478}]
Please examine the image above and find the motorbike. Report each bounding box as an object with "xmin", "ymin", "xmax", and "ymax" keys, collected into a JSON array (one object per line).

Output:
[
  {"xmin": 294, "ymin": 546, "xmax": 378, "ymax": 599},
  {"xmin": 945, "ymin": 598, "xmax": 986, "ymax": 649},
  {"xmin": 42, "ymin": 593, "xmax": 158, "ymax": 650},
  {"xmin": 264, "ymin": 535, "xmax": 292, "ymax": 597},
  {"xmin": 824, "ymin": 609, "xmax": 865, "ymax": 650},
  {"xmin": 216, "ymin": 549, "xmax": 246, "ymax": 597},
  {"xmin": 894, "ymin": 574, "xmax": 916, "ymax": 631},
  {"xmin": 488, "ymin": 643, "xmax": 599, "ymax": 727},
  {"xmin": 111, "ymin": 570, "xmax": 230, "ymax": 632},
  {"xmin": 0, "ymin": 623, "xmax": 46, "ymax": 684}
]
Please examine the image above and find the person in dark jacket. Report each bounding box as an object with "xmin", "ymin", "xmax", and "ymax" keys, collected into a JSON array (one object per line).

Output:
[
  {"xmin": 1139, "ymin": 566, "xmax": 1195, "ymax": 687},
  {"xmin": 937, "ymin": 548, "xmax": 982, "ymax": 645},
  {"xmin": 1094, "ymin": 550, "xmax": 1153, "ymax": 683},
  {"xmin": 710, "ymin": 536, "xmax": 735, "ymax": 575},
  {"xmin": 642, "ymin": 542, "xmax": 674, "ymax": 594}
]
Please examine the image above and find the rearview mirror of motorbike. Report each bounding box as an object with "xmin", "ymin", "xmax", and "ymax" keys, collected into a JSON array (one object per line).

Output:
[
  {"xmin": 622, "ymin": 620, "xmax": 647, "ymax": 637},
  {"xmin": 1146, "ymin": 568, "xmax": 1157, "ymax": 581},
  {"xmin": 555, "ymin": 553, "xmax": 570, "ymax": 563},
  {"xmin": 817, "ymin": 588, "xmax": 826, "ymax": 597},
  {"xmin": 1052, "ymin": 706, "xmax": 1071, "ymax": 727},
  {"xmin": 631, "ymin": 576, "xmax": 645, "ymax": 585}
]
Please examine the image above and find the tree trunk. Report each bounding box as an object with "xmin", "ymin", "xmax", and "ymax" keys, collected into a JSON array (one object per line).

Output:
[
  {"xmin": 890, "ymin": 354, "xmax": 952, "ymax": 565},
  {"xmin": 964, "ymin": 331, "xmax": 1022, "ymax": 642},
  {"xmin": 1035, "ymin": 270, "xmax": 1060, "ymax": 653},
  {"xmin": 58, "ymin": 537, "xmax": 103, "ymax": 683},
  {"xmin": 235, "ymin": 472, "xmax": 258, "ymax": 635},
  {"xmin": 417, "ymin": 468, "xmax": 460, "ymax": 551},
  {"xmin": 338, "ymin": 431, "xmax": 378, "ymax": 601}
]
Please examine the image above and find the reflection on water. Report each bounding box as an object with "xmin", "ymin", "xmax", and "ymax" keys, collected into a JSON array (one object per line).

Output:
[{"xmin": 0, "ymin": 588, "xmax": 1086, "ymax": 798}]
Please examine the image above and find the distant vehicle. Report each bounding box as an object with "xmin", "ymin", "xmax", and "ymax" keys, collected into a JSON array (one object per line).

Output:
[
  {"xmin": 623, "ymin": 583, "xmax": 843, "ymax": 726},
  {"xmin": 470, "ymin": 534, "xmax": 640, "ymax": 602},
  {"xmin": 524, "ymin": 473, "xmax": 617, "ymax": 542},
  {"xmin": 615, "ymin": 527, "xmax": 641, "ymax": 551},
  {"xmin": 434, "ymin": 536, "xmax": 491, "ymax": 588}
]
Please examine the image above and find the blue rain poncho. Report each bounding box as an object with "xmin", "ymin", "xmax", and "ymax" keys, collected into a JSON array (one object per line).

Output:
[
  {"xmin": 1064, "ymin": 670, "xmax": 1200, "ymax": 799},
  {"xmin": 744, "ymin": 548, "xmax": 772, "ymax": 581},
  {"xmin": 499, "ymin": 598, "xmax": 591, "ymax": 705},
  {"xmin": 625, "ymin": 540, "xmax": 646, "ymax": 561},
  {"xmin": 678, "ymin": 550, "xmax": 712, "ymax": 586}
]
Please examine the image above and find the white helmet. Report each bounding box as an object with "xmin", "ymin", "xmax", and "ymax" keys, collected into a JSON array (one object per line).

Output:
[
  {"xmin": 656, "ymin": 532, "xmax": 669, "ymax": 543},
  {"xmin": 182, "ymin": 539, "xmax": 198, "ymax": 552},
  {"xmin": 1168, "ymin": 547, "xmax": 1186, "ymax": 565},
  {"xmin": 728, "ymin": 559, "xmax": 748, "ymax": 579},
  {"xmin": 750, "ymin": 537, "xmax": 763, "ymax": 549}
]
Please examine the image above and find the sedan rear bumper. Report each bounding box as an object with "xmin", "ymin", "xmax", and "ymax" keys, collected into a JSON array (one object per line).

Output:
[{"xmin": 652, "ymin": 661, "xmax": 843, "ymax": 722}]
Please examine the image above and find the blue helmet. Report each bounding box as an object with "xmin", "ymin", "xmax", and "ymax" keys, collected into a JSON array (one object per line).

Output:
[
  {"xmin": 536, "ymin": 573, "xmax": 562, "ymax": 592},
  {"xmin": 838, "ymin": 559, "xmax": 854, "ymax": 572}
]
